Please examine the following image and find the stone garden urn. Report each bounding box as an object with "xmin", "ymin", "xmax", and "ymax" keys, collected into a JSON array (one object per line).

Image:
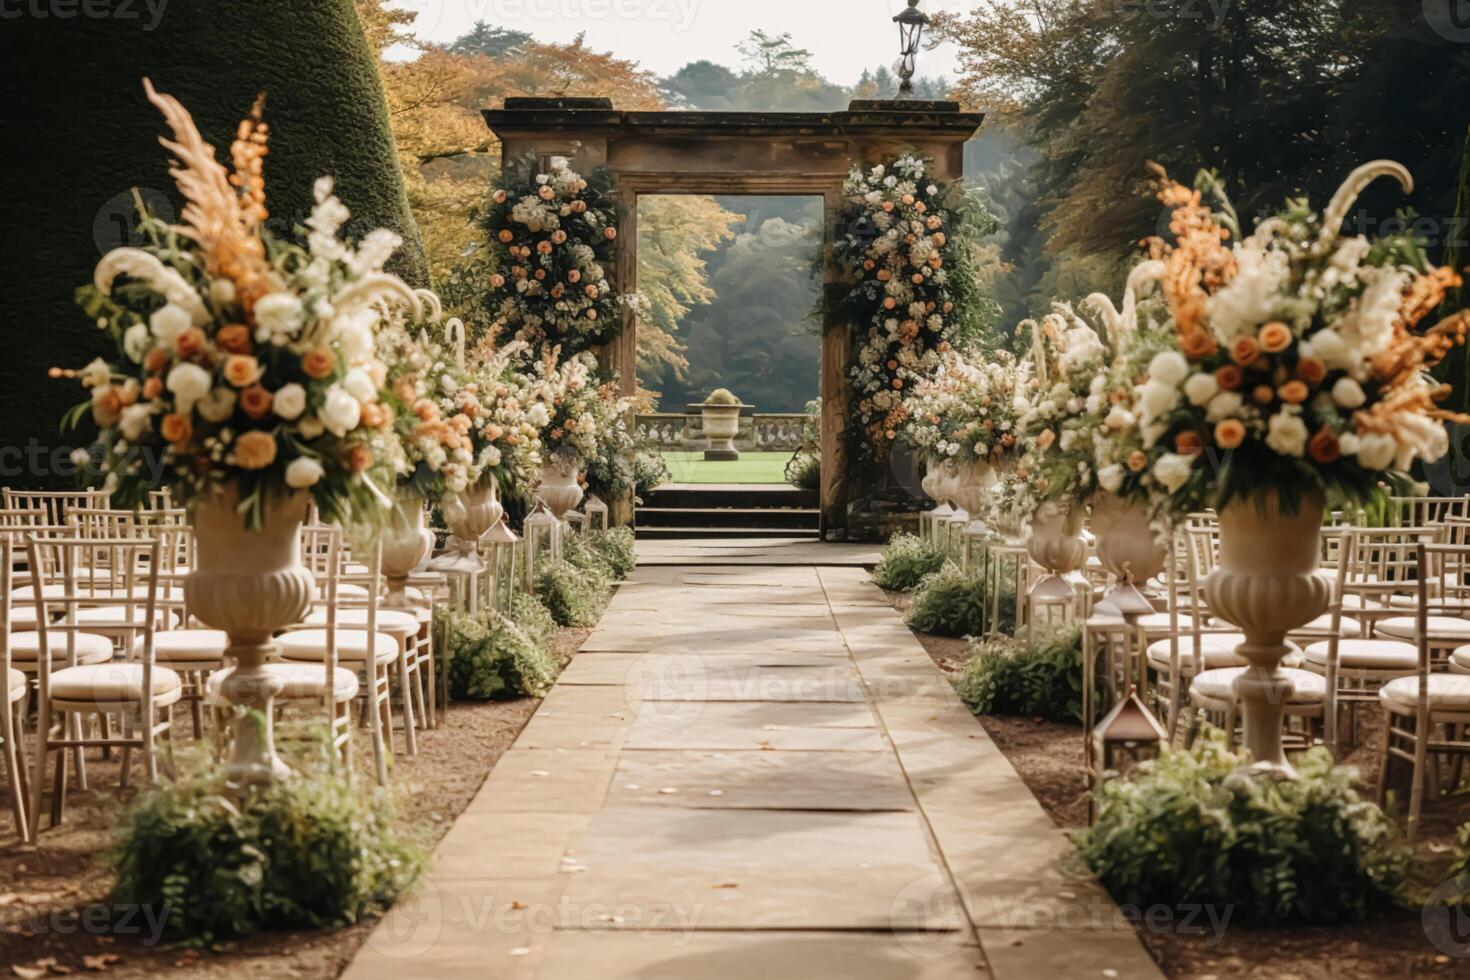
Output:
[
  {"xmin": 1025, "ymin": 499, "xmax": 1087, "ymax": 602},
  {"xmin": 1204, "ymin": 491, "xmax": 1332, "ymax": 772},
  {"xmin": 1090, "ymin": 491, "xmax": 1166, "ymax": 615},
  {"xmin": 439, "ymin": 476, "xmax": 504, "ymax": 571},
  {"xmin": 185, "ymin": 486, "xmax": 313, "ymax": 785},
  {"xmin": 700, "ymin": 390, "xmax": 746, "ymax": 461},
  {"xmin": 950, "ymin": 459, "xmax": 997, "ymax": 515},
  {"xmin": 380, "ymin": 490, "xmax": 435, "ymax": 610},
  {"xmin": 536, "ymin": 457, "xmax": 585, "ymax": 519}
]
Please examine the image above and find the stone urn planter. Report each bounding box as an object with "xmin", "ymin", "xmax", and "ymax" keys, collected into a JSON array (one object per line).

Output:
[
  {"xmin": 1090, "ymin": 491, "xmax": 1166, "ymax": 615},
  {"xmin": 920, "ymin": 457, "xmax": 946, "ymax": 504},
  {"xmin": 536, "ymin": 457, "xmax": 585, "ymax": 519},
  {"xmin": 185, "ymin": 487, "xmax": 314, "ymax": 785},
  {"xmin": 700, "ymin": 391, "xmax": 746, "ymax": 461},
  {"xmin": 1204, "ymin": 491, "xmax": 1332, "ymax": 772},
  {"xmin": 380, "ymin": 490, "xmax": 435, "ymax": 610},
  {"xmin": 1025, "ymin": 499, "xmax": 1087, "ymax": 602},
  {"xmin": 950, "ymin": 459, "xmax": 997, "ymax": 515},
  {"xmin": 439, "ymin": 476, "xmax": 503, "ymax": 572}
]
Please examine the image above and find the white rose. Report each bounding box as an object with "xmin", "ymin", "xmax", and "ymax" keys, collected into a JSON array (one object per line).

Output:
[
  {"xmin": 1205, "ymin": 391, "xmax": 1244, "ymax": 424},
  {"xmin": 320, "ymin": 386, "xmax": 362, "ymax": 437},
  {"xmin": 197, "ymin": 387, "xmax": 236, "ymax": 423},
  {"xmin": 253, "ymin": 292, "xmax": 306, "ymax": 345},
  {"xmin": 80, "ymin": 357, "xmax": 111, "ymax": 389},
  {"xmin": 1330, "ymin": 377, "xmax": 1366, "ymax": 410},
  {"xmin": 1149, "ymin": 351, "xmax": 1189, "ymax": 386},
  {"xmin": 1151, "ymin": 453, "xmax": 1194, "ymax": 493},
  {"xmin": 342, "ymin": 368, "xmax": 378, "ymax": 404},
  {"xmin": 1355, "ymin": 432, "xmax": 1396, "ymax": 470},
  {"xmin": 298, "ymin": 416, "xmax": 326, "ymax": 440},
  {"xmin": 274, "ymin": 383, "xmax": 307, "ymax": 421},
  {"xmin": 1097, "ymin": 463, "xmax": 1124, "ymax": 493},
  {"xmin": 1104, "ymin": 405, "xmax": 1136, "ymax": 431},
  {"xmin": 1138, "ymin": 379, "xmax": 1180, "ymax": 421},
  {"xmin": 123, "ymin": 324, "xmax": 152, "ymax": 364},
  {"xmin": 119, "ymin": 404, "xmax": 152, "ymax": 442},
  {"xmin": 149, "ymin": 303, "xmax": 191, "ymax": 345},
  {"xmin": 285, "ymin": 456, "xmax": 324, "ymax": 489},
  {"xmin": 165, "ymin": 362, "xmax": 213, "ymax": 415},
  {"xmin": 1308, "ymin": 328, "xmax": 1351, "ymax": 371},
  {"xmin": 1183, "ymin": 372, "xmax": 1219, "ymax": 407},
  {"xmin": 1265, "ymin": 409, "xmax": 1309, "ymax": 458}
]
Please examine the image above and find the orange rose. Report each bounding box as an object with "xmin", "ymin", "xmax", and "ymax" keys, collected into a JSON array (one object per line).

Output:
[
  {"xmin": 1179, "ymin": 329, "xmax": 1218, "ymax": 359},
  {"xmin": 537, "ymin": 241, "xmax": 553, "ymax": 255},
  {"xmin": 239, "ymin": 385, "xmax": 273, "ymax": 419},
  {"xmin": 144, "ymin": 347, "xmax": 170, "ymax": 374},
  {"xmin": 1296, "ymin": 357, "xmax": 1326, "ymax": 386},
  {"xmin": 1215, "ymin": 365, "xmax": 1243, "ymax": 391},
  {"xmin": 876, "ymin": 269, "xmax": 892, "ymax": 282},
  {"xmin": 567, "ymin": 269, "xmax": 581, "ymax": 284},
  {"xmin": 1308, "ymin": 427, "xmax": 1341, "ymax": 464},
  {"xmin": 498, "ymin": 230, "xmax": 514, "ymax": 243},
  {"xmin": 1231, "ymin": 336, "xmax": 1262, "ymax": 367},
  {"xmin": 347, "ymin": 444, "xmax": 373, "ymax": 472},
  {"xmin": 302, "ymin": 348, "xmax": 335, "ymax": 380},
  {"xmin": 96, "ymin": 387, "xmax": 122, "ymax": 417},
  {"xmin": 1175, "ymin": 431, "xmax": 1204, "ymax": 457},
  {"xmin": 217, "ymin": 323, "xmax": 253, "ymax": 354},
  {"xmin": 175, "ymin": 326, "xmax": 206, "ymax": 358},
  {"xmin": 1278, "ymin": 380, "xmax": 1309, "ymax": 404},
  {"xmin": 160, "ymin": 413, "xmax": 192, "ymax": 445},
  {"xmin": 1258, "ymin": 321, "xmax": 1292, "ymax": 353},
  {"xmin": 604, "ymin": 227, "xmax": 617, "ymax": 240},
  {"xmin": 1214, "ymin": 419, "xmax": 1246, "ymax": 449},
  {"xmin": 883, "ymin": 297, "xmax": 897, "ymax": 310},
  {"xmin": 142, "ymin": 377, "xmax": 163, "ymax": 401},
  {"xmin": 538, "ymin": 185, "xmax": 555, "ymax": 201},
  {"xmin": 1252, "ymin": 384, "xmax": 1275, "ymax": 405},
  {"xmin": 223, "ymin": 354, "xmax": 261, "ymax": 388},
  {"xmin": 232, "ymin": 430, "xmax": 277, "ymax": 470}
]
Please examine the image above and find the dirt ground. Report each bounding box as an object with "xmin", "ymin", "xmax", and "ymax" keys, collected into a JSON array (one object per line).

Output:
[
  {"xmin": 0, "ymin": 626, "xmax": 588, "ymax": 979},
  {"xmin": 889, "ymin": 589, "xmax": 1470, "ymax": 978}
]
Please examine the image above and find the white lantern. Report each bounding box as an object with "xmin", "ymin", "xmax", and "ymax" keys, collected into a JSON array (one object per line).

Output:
[
  {"xmin": 484, "ymin": 518, "xmax": 520, "ymax": 612},
  {"xmin": 524, "ymin": 502, "xmax": 561, "ymax": 592},
  {"xmin": 584, "ymin": 494, "xmax": 609, "ymax": 534}
]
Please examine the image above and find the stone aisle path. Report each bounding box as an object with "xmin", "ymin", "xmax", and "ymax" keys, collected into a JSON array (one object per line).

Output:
[{"xmin": 345, "ymin": 563, "xmax": 1162, "ymax": 980}]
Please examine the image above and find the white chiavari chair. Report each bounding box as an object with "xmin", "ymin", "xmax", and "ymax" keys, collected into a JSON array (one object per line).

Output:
[
  {"xmin": 0, "ymin": 539, "xmax": 30, "ymax": 841},
  {"xmin": 26, "ymin": 534, "xmax": 180, "ymax": 837},
  {"xmin": 1, "ymin": 489, "xmax": 108, "ymax": 527}
]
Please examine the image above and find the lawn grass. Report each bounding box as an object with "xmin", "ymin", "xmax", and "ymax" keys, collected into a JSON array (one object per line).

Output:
[{"xmin": 657, "ymin": 451, "xmax": 793, "ymax": 485}]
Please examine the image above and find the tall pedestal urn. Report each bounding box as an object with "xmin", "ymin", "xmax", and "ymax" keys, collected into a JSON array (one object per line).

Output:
[
  {"xmin": 536, "ymin": 457, "xmax": 584, "ymax": 520},
  {"xmin": 381, "ymin": 491, "xmax": 435, "ymax": 610},
  {"xmin": 1204, "ymin": 492, "xmax": 1332, "ymax": 772},
  {"xmin": 1090, "ymin": 491, "xmax": 1166, "ymax": 614},
  {"xmin": 440, "ymin": 477, "xmax": 503, "ymax": 571},
  {"xmin": 1025, "ymin": 500, "xmax": 1087, "ymax": 602},
  {"xmin": 920, "ymin": 457, "xmax": 945, "ymax": 504},
  {"xmin": 951, "ymin": 459, "xmax": 997, "ymax": 516},
  {"xmin": 186, "ymin": 488, "xmax": 314, "ymax": 785}
]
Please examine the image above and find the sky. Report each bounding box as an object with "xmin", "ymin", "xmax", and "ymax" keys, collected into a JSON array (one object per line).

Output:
[{"xmin": 387, "ymin": 0, "xmax": 962, "ymax": 87}]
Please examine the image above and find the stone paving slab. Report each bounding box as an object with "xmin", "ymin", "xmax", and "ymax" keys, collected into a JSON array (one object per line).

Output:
[
  {"xmin": 636, "ymin": 538, "xmax": 882, "ymax": 567},
  {"xmin": 345, "ymin": 560, "xmax": 1163, "ymax": 980}
]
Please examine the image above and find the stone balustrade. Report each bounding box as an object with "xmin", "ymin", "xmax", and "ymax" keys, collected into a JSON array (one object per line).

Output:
[{"xmin": 636, "ymin": 410, "xmax": 812, "ymax": 453}]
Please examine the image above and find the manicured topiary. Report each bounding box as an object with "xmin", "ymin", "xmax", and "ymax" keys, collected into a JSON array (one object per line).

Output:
[
  {"xmin": 1074, "ymin": 733, "xmax": 1409, "ymax": 924},
  {"xmin": 704, "ymin": 388, "xmax": 741, "ymax": 406},
  {"xmin": 111, "ymin": 745, "xmax": 422, "ymax": 944},
  {"xmin": 1, "ymin": 0, "xmax": 425, "ymax": 486}
]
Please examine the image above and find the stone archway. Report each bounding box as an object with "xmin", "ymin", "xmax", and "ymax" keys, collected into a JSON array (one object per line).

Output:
[{"xmin": 485, "ymin": 98, "xmax": 982, "ymax": 537}]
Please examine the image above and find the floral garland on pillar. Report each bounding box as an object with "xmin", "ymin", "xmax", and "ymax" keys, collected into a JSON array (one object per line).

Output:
[
  {"xmin": 833, "ymin": 155, "xmax": 973, "ymax": 464},
  {"xmin": 479, "ymin": 156, "xmax": 624, "ymax": 358}
]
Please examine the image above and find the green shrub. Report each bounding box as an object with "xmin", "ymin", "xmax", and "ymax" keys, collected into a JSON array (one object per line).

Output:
[
  {"xmin": 562, "ymin": 533, "xmax": 615, "ymax": 588},
  {"xmin": 508, "ymin": 589, "xmax": 557, "ymax": 645},
  {"xmin": 1073, "ymin": 732, "xmax": 1409, "ymax": 924},
  {"xmin": 438, "ymin": 605, "xmax": 558, "ymax": 700},
  {"xmin": 904, "ymin": 561, "xmax": 1014, "ymax": 637},
  {"xmin": 871, "ymin": 532, "xmax": 946, "ymax": 592},
  {"xmin": 633, "ymin": 451, "xmax": 671, "ymax": 500},
  {"xmin": 958, "ymin": 625, "xmax": 1093, "ymax": 723},
  {"xmin": 784, "ymin": 451, "xmax": 820, "ymax": 491},
  {"xmin": 111, "ymin": 747, "xmax": 422, "ymax": 944},
  {"xmin": 535, "ymin": 558, "xmax": 609, "ymax": 627},
  {"xmin": 591, "ymin": 526, "xmax": 636, "ymax": 579}
]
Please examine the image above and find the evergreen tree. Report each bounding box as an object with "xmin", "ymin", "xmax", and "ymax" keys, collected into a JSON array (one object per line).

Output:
[{"xmin": 445, "ymin": 21, "xmax": 532, "ymax": 59}]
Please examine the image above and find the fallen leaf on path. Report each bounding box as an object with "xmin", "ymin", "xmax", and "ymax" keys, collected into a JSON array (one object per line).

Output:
[{"xmin": 81, "ymin": 955, "xmax": 118, "ymax": 972}]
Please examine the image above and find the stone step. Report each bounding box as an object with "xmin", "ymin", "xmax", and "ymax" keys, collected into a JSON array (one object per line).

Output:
[
  {"xmin": 635, "ymin": 525, "xmax": 822, "ymax": 540},
  {"xmin": 636, "ymin": 506, "xmax": 820, "ymax": 530},
  {"xmin": 644, "ymin": 483, "xmax": 817, "ymax": 510}
]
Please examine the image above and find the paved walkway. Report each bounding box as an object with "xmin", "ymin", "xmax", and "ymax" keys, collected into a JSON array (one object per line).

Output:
[{"xmin": 345, "ymin": 563, "xmax": 1161, "ymax": 980}]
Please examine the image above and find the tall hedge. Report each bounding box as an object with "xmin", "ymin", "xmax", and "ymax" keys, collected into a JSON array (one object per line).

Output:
[{"xmin": 0, "ymin": 1, "xmax": 426, "ymax": 488}]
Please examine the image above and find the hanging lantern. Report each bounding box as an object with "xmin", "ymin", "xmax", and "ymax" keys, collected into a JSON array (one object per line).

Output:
[
  {"xmin": 893, "ymin": 0, "xmax": 930, "ymax": 98},
  {"xmin": 524, "ymin": 502, "xmax": 561, "ymax": 592},
  {"xmin": 584, "ymin": 494, "xmax": 609, "ymax": 535},
  {"xmin": 484, "ymin": 517, "xmax": 519, "ymax": 613},
  {"xmin": 1088, "ymin": 685, "xmax": 1167, "ymax": 821}
]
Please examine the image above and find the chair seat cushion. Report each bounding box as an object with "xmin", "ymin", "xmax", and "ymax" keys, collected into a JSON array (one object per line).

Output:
[
  {"xmin": 1137, "ymin": 613, "xmax": 1202, "ymax": 633},
  {"xmin": 302, "ymin": 608, "xmax": 419, "ymax": 639},
  {"xmin": 1148, "ymin": 635, "xmax": 1303, "ymax": 674},
  {"xmin": 277, "ymin": 629, "xmax": 397, "ymax": 664},
  {"xmin": 1448, "ymin": 646, "xmax": 1470, "ymax": 674},
  {"xmin": 206, "ymin": 663, "xmax": 359, "ymax": 703},
  {"xmin": 1380, "ymin": 674, "xmax": 1470, "ymax": 712},
  {"xmin": 1290, "ymin": 614, "xmax": 1363, "ymax": 638},
  {"xmin": 6, "ymin": 668, "xmax": 23, "ymax": 702},
  {"xmin": 48, "ymin": 663, "xmax": 181, "ymax": 705},
  {"xmin": 1376, "ymin": 616, "xmax": 1470, "ymax": 642},
  {"xmin": 1191, "ymin": 666, "xmax": 1326, "ymax": 705},
  {"xmin": 145, "ymin": 629, "xmax": 230, "ymax": 664},
  {"xmin": 72, "ymin": 605, "xmax": 176, "ymax": 629},
  {"xmin": 1303, "ymin": 639, "xmax": 1419, "ymax": 672},
  {"xmin": 7, "ymin": 631, "xmax": 113, "ymax": 663}
]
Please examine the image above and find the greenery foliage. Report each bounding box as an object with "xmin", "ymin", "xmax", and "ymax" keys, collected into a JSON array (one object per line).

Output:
[
  {"xmin": 785, "ymin": 452, "xmax": 820, "ymax": 491},
  {"xmin": 905, "ymin": 562, "xmax": 1010, "ymax": 638},
  {"xmin": 633, "ymin": 450, "xmax": 671, "ymax": 500},
  {"xmin": 535, "ymin": 558, "xmax": 611, "ymax": 627},
  {"xmin": 871, "ymin": 532, "xmax": 947, "ymax": 592},
  {"xmin": 1074, "ymin": 733, "xmax": 1409, "ymax": 924},
  {"xmin": 111, "ymin": 745, "xmax": 422, "ymax": 944},
  {"xmin": 437, "ymin": 604, "xmax": 558, "ymax": 700},
  {"xmin": 704, "ymin": 387, "xmax": 740, "ymax": 405},
  {"xmin": 958, "ymin": 626, "xmax": 1093, "ymax": 723},
  {"xmin": 591, "ymin": 526, "xmax": 637, "ymax": 579}
]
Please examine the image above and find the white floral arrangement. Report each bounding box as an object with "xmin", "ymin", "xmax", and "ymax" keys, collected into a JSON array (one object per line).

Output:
[
  {"xmin": 900, "ymin": 347, "xmax": 1026, "ymax": 468},
  {"xmin": 834, "ymin": 155, "xmax": 964, "ymax": 460},
  {"xmin": 522, "ymin": 348, "xmax": 631, "ymax": 466},
  {"xmin": 1097, "ymin": 162, "xmax": 1468, "ymax": 518},
  {"xmin": 65, "ymin": 81, "xmax": 413, "ymax": 528},
  {"xmin": 482, "ymin": 157, "xmax": 623, "ymax": 356}
]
